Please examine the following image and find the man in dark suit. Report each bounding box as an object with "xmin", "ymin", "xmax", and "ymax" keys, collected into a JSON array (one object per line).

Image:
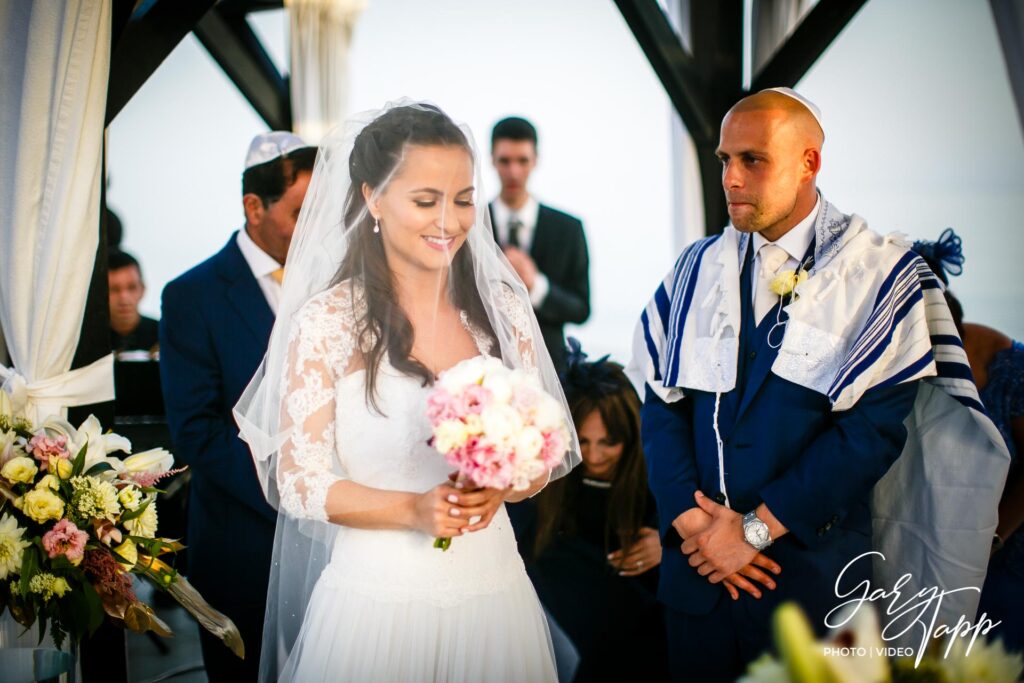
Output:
[
  {"xmin": 160, "ymin": 132, "xmax": 315, "ymax": 681},
  {"xmin": 488, "ymin": 117, "xmax": 590, "ymax": 373},
  {"xmin": 635, "ymin": 90, "xmax": 923, "ymax": 681}
]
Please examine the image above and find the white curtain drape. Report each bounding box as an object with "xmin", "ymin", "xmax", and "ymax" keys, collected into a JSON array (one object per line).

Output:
[
  {"xmin": 0, "ymin": 0, "xmax": 114, "ymax": 424},
  {"xmin": 286, "ymin": 0, "xmax": 366, "ymax": 143}
]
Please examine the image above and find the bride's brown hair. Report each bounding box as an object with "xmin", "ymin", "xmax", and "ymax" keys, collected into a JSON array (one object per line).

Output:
[{"xmin": 333, "ymin": 104, "xmax": 495, "ymax": 412}]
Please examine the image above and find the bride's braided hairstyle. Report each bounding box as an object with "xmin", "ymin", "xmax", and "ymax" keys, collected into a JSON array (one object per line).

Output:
[{"xmin": 334, "ymin": 104, "xmax": 495, "ymax": 412}]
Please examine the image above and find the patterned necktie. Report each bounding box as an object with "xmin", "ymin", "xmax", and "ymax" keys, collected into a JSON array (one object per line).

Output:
[
  {"xmin": 270, "ymin": 267, "xmax": 285, "ymax": 285},
  {"xmin": 754, "ymin": 244, "xmax": 789, "ymax": 324},
  {"xmin": 507, "ymin": 214, "xmax": 523, "ymax": 249}
]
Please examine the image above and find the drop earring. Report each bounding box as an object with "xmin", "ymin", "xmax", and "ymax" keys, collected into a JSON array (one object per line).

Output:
[{"xmin": 373, "ymin": 217, "xmax": 380, "ymax": 234}]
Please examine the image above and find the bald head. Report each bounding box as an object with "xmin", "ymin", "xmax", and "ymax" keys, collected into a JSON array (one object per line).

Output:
[
  {"xmin": 726, "ymin": 90, "xmax": 824, "ymax": 149},
  {"xmin": 716, "ymin": 90, "xmax": 824, "ymax": 240}
]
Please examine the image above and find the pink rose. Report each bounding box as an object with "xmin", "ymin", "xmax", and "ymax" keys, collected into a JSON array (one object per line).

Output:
[
  {"xmin": 426, "ymin": 389, "xmax": 458, "ymax": 425},
  {"xmin": 539, "ymin": 430, "xmax": 566, "ymax": 469},
  {"xmin": 42, "ymin": 519, "xmax": 89, "ymax": 565},
  {"xmin": 455, "ymin": 385, "xmax": 492, "ymax": 417},
  {"xmin": 28, "ymin": 435, "xmax": 70, "ymax": 472}
]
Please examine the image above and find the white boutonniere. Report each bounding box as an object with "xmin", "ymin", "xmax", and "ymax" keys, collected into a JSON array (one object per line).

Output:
[{"xmin": 769, "ymin": 269, "xmax": 809, "ymax": 300}]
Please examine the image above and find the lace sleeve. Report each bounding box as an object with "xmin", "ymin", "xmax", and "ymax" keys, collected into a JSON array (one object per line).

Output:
[
  {"xmin": 276, "ymin": 287, "xmax": 357, "ymax": 521},
  {"xmin": 500, "ymin": 285, "xmax": 538, "ymax": 373}
]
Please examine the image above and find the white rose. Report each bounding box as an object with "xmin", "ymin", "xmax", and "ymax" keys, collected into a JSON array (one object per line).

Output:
[
  {"xmin": 481, "ymin": 405, "xmax": 522, "ymax": 447},
  {"xmin": 439, "ymin": 357, "xmax": 488, "ymax": 393},
  {"xmin": 532, "ymin": 395, "xmax": 565, "ymax": 432},
  {"xmin": 433, "ymin": 420, "xmax": 470, "ymax": 453},
  {"xmin": 514, "ymin": 426, "xmax": 544, "ymax": 462},
  {"xmin": 122, "ymin": 448, "xmax": 173, "ymax": 475},
  {"xmin": 482, "ymin": 373, "xmax": 513, "ymax": 404},
  {"xmin": 463, "ymin": 414, "xmax": 484, "ymax": 436}
]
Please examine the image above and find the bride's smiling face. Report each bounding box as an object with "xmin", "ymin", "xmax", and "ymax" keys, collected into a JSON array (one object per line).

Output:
[{"xmin": 365, "ymin": 144, "xmax": 476, "ymax": 274}]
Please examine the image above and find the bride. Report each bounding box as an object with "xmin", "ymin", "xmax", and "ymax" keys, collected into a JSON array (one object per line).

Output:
[{"xmin": 234, "ymin": 102, "xmax": 579, "ymax": 682}]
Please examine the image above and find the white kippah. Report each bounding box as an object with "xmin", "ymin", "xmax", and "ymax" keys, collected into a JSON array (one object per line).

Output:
[
  {"xmin": 244, "ymin": 131, "xmax": 312, "ymax": 170},
  {"xmin": 762, "ymin": 87, "xmax": 824, "ymax": 134}
]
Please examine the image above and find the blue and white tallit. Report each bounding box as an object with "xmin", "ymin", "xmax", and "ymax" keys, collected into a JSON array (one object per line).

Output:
[{"xmin": 630, "ymin": 198, "xmax": 1010, "ymax": 643}]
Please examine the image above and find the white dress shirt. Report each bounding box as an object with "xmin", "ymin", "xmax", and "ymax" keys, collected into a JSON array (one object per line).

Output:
[
  {"xmin": 750, "ymin": 195, "xmax": 820, "ymax": 321},
  {"xmin": 236, "ymin": 228, "xmax": 283, "ymax": 314},
  {"xmin": 491, "ymin": 195, "xmax": 549, "ymax": 308}
]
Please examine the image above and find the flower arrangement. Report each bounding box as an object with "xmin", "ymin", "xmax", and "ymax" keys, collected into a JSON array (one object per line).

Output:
[
  {"xmin": 0, "ymin": 390, "xmax": 242, "ymax": 656},
  {"xmin": 426, "ymin": 356, "xmax": 570, "ymax": 550},
  {"xmin": 739, "ymin": 602, "xmax": 1023, "ymax": 683}
]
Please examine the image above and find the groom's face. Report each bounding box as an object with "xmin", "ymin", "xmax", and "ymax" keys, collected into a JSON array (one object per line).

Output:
[{"xmin": 716, "ymin": 109, "xmax": 806, "ymax": 236}]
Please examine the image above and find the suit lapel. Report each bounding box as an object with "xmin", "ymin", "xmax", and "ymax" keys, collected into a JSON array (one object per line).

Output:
[
  {"xmin": 530, "ymin": 205, "xmax": 552, "ymax": 262},
  {"xmin": 218, "ymin": 234, "xmax": 275, "ymax": 347}
]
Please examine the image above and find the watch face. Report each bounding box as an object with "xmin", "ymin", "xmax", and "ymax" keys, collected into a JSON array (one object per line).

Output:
[{"xmin": 745, "ymin": 517, "xmax": 769, "ymax": 547}]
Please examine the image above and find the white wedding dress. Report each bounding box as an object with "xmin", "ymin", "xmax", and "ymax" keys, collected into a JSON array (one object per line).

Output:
[{"xmin": 274, "ymin": 283, "xmax": 557, "ymax": 682}]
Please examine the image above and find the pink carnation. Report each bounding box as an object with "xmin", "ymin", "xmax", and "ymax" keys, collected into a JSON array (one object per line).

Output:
[
  {"xmin": 42, "ymin": 519, "xmax": 89, "ymax": 564},
  {"xmin": 28, "ymin": 434, "xmax": 70, "ymax": 471},
  {"xmin": 539, "ymin": 430, "xmax": 567, "ymax": 469}
]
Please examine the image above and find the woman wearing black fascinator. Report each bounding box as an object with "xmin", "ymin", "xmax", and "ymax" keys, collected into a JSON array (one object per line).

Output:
[
  {"xmin": 524, "ymin": 338, "xmax": 669, "ymax": 680},
  {"xmin": 913, "ymin": 228, "xmax": 1024, "ymax": 654}
]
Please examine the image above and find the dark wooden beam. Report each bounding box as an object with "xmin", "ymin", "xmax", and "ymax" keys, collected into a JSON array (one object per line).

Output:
[
  {"xmin": 751, "ymin": 0, "xmax": 869, "ymax": 91},
  {"xmin": 613, "ymin": 0, "xmax": 719, "ymax": 147},
  {"xmin": 991, "ymin": 0, "xmax": 1024, "ymax": 136},
  {"xmin": 193, "ymin": 7, "xmax": 292, "ymax": 131},
  {"xmin": 689, "ymin": 0, "xmax": 743, "ymax": 234},
  {"xmin": 105, "ymin": 0, "xmax": 216, "ymax": 126}
]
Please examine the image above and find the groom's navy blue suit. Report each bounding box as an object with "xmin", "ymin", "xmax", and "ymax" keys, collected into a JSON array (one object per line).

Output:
[
  {"xmin": 160, "ymin": 233, "xmax": 277, "ymax": 682},
  {"xmin": 641, "ymin": 240, "xmax": 919, "ymax": 681}
]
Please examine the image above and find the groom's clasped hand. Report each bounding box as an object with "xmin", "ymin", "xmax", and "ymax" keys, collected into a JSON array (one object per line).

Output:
[{"xmin": 674, "ymin": 491, "xmax": 782, "ymax": 601}]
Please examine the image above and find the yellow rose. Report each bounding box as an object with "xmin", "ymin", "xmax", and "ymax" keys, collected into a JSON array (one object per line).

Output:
[
  {"xmin": 113, "ymin": 538, "xmax": 138, "ymax": 568},
  {"xmin": 1, "ymin": 456, "xmax": 37, "ymax": 485},
  {"xmin": 51, "ymin": 456, "xmax": 74, "ymax": 480},
  {"xmin": 35, "ymin": 474, "xmax": 60, "ymax": 491},
  {"xmin": 21, "ymin": 488, "xmax": 64, "ymax": 523}
]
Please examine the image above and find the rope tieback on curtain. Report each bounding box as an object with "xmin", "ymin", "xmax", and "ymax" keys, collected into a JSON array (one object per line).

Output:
[{"xmin": 0, "ymin": 354, "xmax": 115, "ymax": 423}]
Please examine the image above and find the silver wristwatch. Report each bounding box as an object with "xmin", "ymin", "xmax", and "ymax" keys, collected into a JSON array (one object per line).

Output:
[{"xmin": 743, "ymin": 510, "xmax": 772, "ymax": 551}]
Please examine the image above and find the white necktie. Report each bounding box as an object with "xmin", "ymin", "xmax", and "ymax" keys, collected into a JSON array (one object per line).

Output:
[{"xmin": 755, "ymin": 244, "xmax": 790, "ymax": 324}]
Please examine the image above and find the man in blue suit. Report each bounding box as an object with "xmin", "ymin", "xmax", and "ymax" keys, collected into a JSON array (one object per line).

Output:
[
  {"xmin": 160, "ymin": 133, "xmax": 315, "ymax": 681},
  {"xmin": 632, "ymin": 90, "xmax": 924, "ymax": 681}
]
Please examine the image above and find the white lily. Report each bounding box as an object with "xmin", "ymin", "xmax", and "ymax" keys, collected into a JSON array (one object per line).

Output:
[
  {"xmin": 122, "ymin": 448, "xmax": 173, "ymax": 475},
  {"xmin": 41, "ymin": 414, "xmax": 131, "ymax": 475}
]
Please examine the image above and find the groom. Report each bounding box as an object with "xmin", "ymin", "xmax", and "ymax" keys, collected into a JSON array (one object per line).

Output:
[
  {"xmin": 632, "ymin": 89, "xmax": 1008, "ymax": 681},
  {"xmin": 160, "ymin": 132, "xmax": 315, "ymax": 681}
]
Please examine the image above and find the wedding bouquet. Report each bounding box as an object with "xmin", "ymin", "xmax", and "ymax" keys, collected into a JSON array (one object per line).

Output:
[
  {"xmin": 426, "ymin": 356, "xmax": 570, "ymax": 550},
  {"xmin": 0, "ymin": 391, "xmax": 243, "ymax": 656}
]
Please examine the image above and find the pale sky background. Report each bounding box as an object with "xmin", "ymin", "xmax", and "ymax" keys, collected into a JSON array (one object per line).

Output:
[{"xmin": 108, "ymin": 0, "xmax": 1024, "ymax": 365}]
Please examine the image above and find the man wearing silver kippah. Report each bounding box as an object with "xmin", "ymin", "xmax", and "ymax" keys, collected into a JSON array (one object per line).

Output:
[
  {"xmin": 633, "ymin": 89, "xmax": 1009, "ymax": 679},
  {"xmin": 159, "ymin": 132, "xmax": 316, "ymax": 681}
]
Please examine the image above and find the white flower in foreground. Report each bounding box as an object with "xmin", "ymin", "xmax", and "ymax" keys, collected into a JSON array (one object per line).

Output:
[
  {"xmin": 0, "ymin": 512, "xmax": 31, "ymax": 580},
  {"xmin": 122, "ymin": 448, "xmax": 173, "ymax": 475}
]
